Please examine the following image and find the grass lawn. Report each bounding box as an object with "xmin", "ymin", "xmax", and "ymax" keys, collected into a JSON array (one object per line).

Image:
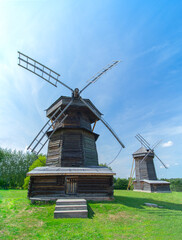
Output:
[{"xmin": 0, "ymin": 190, "xmax": 182, "ymax": 240}]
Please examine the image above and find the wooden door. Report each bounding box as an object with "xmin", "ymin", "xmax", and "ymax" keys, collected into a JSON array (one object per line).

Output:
[{"xmin": 65, "ymin": 177, "xmax": 77, "ymax": 195}]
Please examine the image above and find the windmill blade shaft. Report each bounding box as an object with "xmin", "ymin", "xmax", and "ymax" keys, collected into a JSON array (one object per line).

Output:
[
  {"xmin": 136, "ymin": 134, "xmax": 150, "ymax": 149},
  {"xmin": 100, "ymin": 117, "xmax": 125, "ymax": 148},
  {"xmin": 136, "ymin": 134, "xmax": 168, "ymax": 169},
  {"xmin": 80, "ymin": 97, "xmax": 125, "ymax": 148},
  {"xmin": 154, "ymin": 153, "xmax": 168, "ymax": 169},
  {"xmin": 80, "ymin": 97, "xmax": 101, "ymax": 119},
  {"xmin": 18, "ymin": 51, "xmax": 73, "ymax": 92},
  {"xmin": 137, "ymin": 133, "xmax": 150, "ymax": 147},
  {"xmin": 135, "ymin": 135, "xmax": 148, "ymax": 149},
  {"xmin": 139, "ymin": 149, "xmax": 153, "ymax": 165},
  {"xmin": 151, "ymin": 140, "xmax": 162, "ymax": 149},
  {"xmin": 80, "ymin": 60, "xmax": 120, "ymax": 94}
]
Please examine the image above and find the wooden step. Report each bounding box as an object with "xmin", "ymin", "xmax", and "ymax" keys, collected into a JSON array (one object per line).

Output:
[
  {"xmin": 54, "ymin": 210, "xmax": 88, "ymax": 218},
  {"xmin": 55, "ymin": 205, "xmax": 87, "ymax": 211},
  {"xmin": 56, "ymin": 199, "xmax": 86, "ymax": 205},
  {"xmin": 54, "ymin": 198, "xmax": 88, "ymax": 218}
]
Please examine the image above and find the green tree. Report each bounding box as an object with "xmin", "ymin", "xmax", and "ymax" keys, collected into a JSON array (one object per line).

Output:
[
  {"xmin": 99, "ymin": 163, "xmax": 112, "ymax": 170},
  {"xmin": 114, "ymin": 178, "xmax": 129, "ymax": 190},
  {"xmin": 23, "ymin": 155, "xmax": 46, "ymax": 189},
  {"xmin": 161, "ymin": 178, "xmax": 182, "ymax": 192}
]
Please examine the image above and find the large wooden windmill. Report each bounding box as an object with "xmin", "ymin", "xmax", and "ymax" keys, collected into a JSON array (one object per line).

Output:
[
  {"xmin": 129, "ymin": 134, "xmax": 170, "ymax": 192},
  {"xmin": 18, "ymin": 52, "xmax": 125, "ymax": 201}
]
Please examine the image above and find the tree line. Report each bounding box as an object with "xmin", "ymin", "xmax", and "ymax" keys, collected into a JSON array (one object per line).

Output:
[
  {"xmin": 0, "ymin": 147, "xmax": 181, "ymax": 191},
  {"xmin": 0, "ymin": 148, "xmax": 37, "ymax": 189}
]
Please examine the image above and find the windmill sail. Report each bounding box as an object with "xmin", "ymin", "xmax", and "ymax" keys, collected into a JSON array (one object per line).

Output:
[
  {"xmin": 18, "ymin": 51, "xmax": 125, "ymax": 154},
  {"xmin": 80, "ymin": 61, "xmax": 120, "ymax": 94},
  {"xmin": 31, "ymin": 114, "xmax": 68, "ymax": 155},
  {"xmin": 135, "ymin": 134, "xmax": 168, "ymax": 169},
  {"xmin": 18, "ymin": 51, "xmax": 73, "ymax": 92},
  {"xmin": 28, "ymin": 98, "xmax": 73, "ymax": 154}
]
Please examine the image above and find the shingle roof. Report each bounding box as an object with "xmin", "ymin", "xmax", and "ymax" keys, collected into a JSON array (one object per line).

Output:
[
  {"xmin": 46, "ymin": 96, "xmax": 102, "ymax": 120},
  {"xmin": 140, "ymin": 179, "xmax": 170, "ymax": 184},
  {"xmin": 27, "ymin": 166, "xmax": 115, "ymax": 176}
]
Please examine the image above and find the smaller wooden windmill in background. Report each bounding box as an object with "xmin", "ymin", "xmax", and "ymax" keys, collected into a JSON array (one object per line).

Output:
[{"xmin": 128, "ymin": 134, "xmax": 170, "ymax": 192}]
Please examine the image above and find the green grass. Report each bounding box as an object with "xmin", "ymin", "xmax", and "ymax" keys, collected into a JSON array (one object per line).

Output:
[{"xmin": 0, "ymin": 190, "xmax": 182, "ymax": 240}]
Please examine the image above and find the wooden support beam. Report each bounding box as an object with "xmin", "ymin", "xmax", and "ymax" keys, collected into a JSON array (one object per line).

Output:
[
  {"xmin": 92, "ymin": 120, "xmax": 97, "ymax": 132},
  {"xmin": 51, "ymin": 119, "xmax": 55, "ymax": 129}
]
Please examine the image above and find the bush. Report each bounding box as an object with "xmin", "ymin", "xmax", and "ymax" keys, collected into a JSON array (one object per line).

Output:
[
  {"xmin": 23, "ymin": 155, "xmax": 46, "ymax": 189},
  {"xmin": 114, "ymin": 178, "xmax": 129, "ymax": 190}
]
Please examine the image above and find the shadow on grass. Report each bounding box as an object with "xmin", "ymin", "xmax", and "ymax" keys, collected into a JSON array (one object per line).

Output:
[
  {"xmin": 30, "ymin": 200, "xmax": 56, "ymax": 206},
  {"xmin": 88, "ymin": 194, "xmax": 182, "ymax": 213},
  {"xmin": 87, "ymin": 203, "xmax": 95, "ymax": 219}
]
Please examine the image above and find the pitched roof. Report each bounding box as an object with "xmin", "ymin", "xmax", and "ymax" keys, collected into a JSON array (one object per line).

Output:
[
  {"xmin": 133, "ymin": 146, "xmax": 154, "ymax": 157},
  {"xmin": 46, "ymin": 96, "xmax": 102, "ymax": 120}
]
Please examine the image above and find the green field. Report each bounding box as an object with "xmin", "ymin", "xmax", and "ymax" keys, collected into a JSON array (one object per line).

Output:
[{"xmin": 0, "ymin": 190, "xmax": 182, "ymax": 240}]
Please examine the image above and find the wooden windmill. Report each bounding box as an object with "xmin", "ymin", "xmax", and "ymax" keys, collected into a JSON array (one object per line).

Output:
[
  {"xmin": 18, "ymin": 52, "xmax": 125, "ymax": 201},
  {"xmin": 128, "ymin": 134, "xmax": 170, "ymax": 192}
]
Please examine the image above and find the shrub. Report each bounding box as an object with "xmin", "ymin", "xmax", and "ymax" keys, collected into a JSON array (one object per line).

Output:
[{"xmin": 23, "ymin": 155, "xmax": 46, "ymax": 189}]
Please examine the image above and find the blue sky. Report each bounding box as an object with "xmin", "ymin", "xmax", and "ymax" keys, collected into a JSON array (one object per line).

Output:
[{"xmin": 0, "ymin": 0, "xmax": 182, "ymax": 178}]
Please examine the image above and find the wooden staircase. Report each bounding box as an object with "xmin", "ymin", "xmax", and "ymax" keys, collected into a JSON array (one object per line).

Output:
[{"xmin": 54, "ymin": 199, "xmax": 88, "ymax": 218}]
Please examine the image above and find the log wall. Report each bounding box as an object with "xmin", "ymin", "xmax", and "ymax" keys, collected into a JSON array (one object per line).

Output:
[
  {"xmin": 28, "ymin": 175, "xmax": 114, "ymax": 199},
  {"xmin": 133, "ymin": 181, "xmax": 170, "ymax": 192},
  {"xmin": 135, "ymin": 156, "xmax": 157, "ymax": 181},
  {"xmin": 151, "ymin": 184, "xmax": 170, "ymax": 192},
  {"xmin": 46, "ymin": 129, "xmax": 98, "ymax": 167},
  {"xmin": 54, "ymin": 111, "xmax": 92, "ymax": 131}
]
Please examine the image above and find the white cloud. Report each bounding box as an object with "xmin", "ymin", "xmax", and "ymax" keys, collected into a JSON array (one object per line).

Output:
[
  {"xmin": 174, "ymin": 163, "xmax": 179, "ymax": 166},
  {"xmin": 162, "ymin": 141, "xmax": 173, "ymax": 148},
  {"xmin": 23, "ymin": 146, "xmax": 31, "ymax": 154}
]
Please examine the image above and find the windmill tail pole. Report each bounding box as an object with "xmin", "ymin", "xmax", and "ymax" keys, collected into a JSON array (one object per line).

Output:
[{"xmin": 127, "ymin": 158, "xmax": 135, "ymax": 190}]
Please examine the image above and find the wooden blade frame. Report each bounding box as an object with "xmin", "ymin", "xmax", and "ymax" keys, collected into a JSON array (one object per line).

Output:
[
  {"xmin": 18, "ymin": 51, "xmax": 73, "ymax": 92},
  {"xmin": 80, "ymin": 60, "xmax": 120, "ymax": 94},
  {"xmin": 28, "ymin": 98, "xmax": 73, "ymax": 154},
  {"xmin": 135, "ymin": 134, "xmax": 168, "ymax": 169}
]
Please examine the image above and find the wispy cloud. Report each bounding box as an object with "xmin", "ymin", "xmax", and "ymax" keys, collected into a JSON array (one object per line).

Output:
[
  {"xmin": 134, "ymin": 43, "xmax": 169, "ymax": 59},
  {"xmin": 162, "ymin": 141, "xmax": 173, "ymax": 148}
]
